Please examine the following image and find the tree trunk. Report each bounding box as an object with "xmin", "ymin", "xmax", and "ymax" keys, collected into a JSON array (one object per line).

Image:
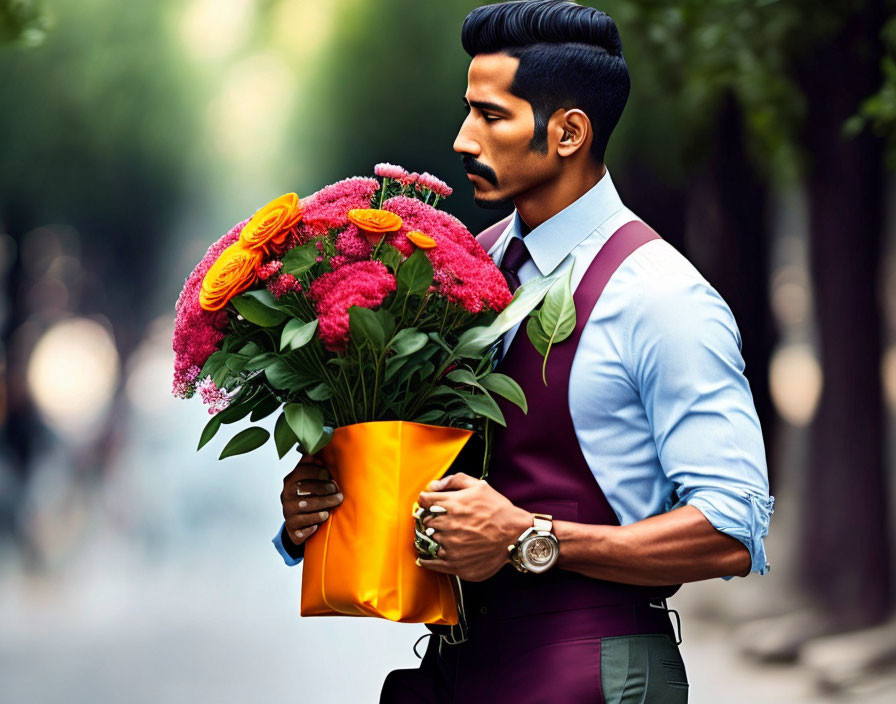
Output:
[{"xmin": 797, "ymin": 0, "xmax": 890, "ymax": 624}]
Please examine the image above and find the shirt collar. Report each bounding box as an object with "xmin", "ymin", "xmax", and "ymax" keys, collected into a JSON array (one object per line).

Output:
[{"xmin": 498, "ymin": 168, "xmax": 626, "ymax": 277}]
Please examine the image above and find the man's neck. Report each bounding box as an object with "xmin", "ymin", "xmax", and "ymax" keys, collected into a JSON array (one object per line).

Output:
[{"xmin": 516, "ymin": 162, "xmax": 607, "ymax": 233}]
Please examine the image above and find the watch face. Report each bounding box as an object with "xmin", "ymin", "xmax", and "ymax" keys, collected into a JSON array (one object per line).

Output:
[{"xmin": 522, "ymin": 535, "xmax": 558, "ymax": 573}]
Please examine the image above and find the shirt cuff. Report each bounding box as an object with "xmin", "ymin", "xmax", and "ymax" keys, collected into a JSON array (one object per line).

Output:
[
  {"xmin": 272, "ymin": 521, "xmax": 305, "ymax": 566},
  {"xmin": 683, "ymin": 489, "xmax": 775, "ymax": 579}
]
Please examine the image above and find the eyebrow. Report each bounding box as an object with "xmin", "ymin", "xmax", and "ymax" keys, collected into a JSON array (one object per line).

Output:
[{"xmin": 462, "ymin": 97, "xmax": 512, "ymax": 115}]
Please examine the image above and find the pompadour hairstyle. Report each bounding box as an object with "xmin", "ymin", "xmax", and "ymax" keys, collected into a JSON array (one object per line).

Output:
[{"xmin": 461, "ymin": 0, "xmax": 629, "ymax": 164}]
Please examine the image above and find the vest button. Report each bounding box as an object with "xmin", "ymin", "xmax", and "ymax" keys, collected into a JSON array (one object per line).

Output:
[{"xmin": 479, "ymin": 606, "xmax": 488, "ymax": 615}]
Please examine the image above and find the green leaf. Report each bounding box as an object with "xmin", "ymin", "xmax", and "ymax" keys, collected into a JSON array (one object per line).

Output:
[
  {"xmin": 225, "ymin": 354, "xmax": 248, "ymax": 373},
  {"xmin": 245, "ymin": 353, "xmax": 278, "ymax": 371},
  {"xmin": 239, "ymin": 341, "xmax": 262, "ymax": 357},
  {"xmin": 264, "ymin": 359, "xmax": 316, "ymax": 392},
  {"xmin": 250, "ymin": 393, "xmax": 281, "ymax": 421},
  {"xmin": 197, "ymin": 414, "xmax": 222, "ymax": 450},
  {"xmin": 274, "ymin": 412, "xmax": 297, "ymax": 459},
  {"xmin": 389, "ymin": 328, "xmax": 428, "ymax": 357},
  {"xmin": 232, "ymin": 289, "xmax": 288, "ymax": 327},
  {"xmin": 396, "ymin": 248, "xmax": 433, "ymax": 297},
  {"xmin": 377, "ymin": 244, "xmax": 402, "ymax": 272},
  {"xmin": 219, "ymin": 427, "xmax": 270, "ymax": 459},
  {"xmin": 199, "ymin": 350, "xmax": 228, "ymax": 380},
  {"xmin": 306, "ymin": 382, "xmax": 333, "ymax": 401},
  {"xmin": 533, "ymin": 267, "xmax": 576, "ymax": 385},
  {"xmin": 459, "ymin": 391, "xmax": 506, "ymax": 427},
  {"xmin": 349, "ymin": 306, "xmax": 385, "ymax": 350},
  {"xmin": 413, "ymin": 409, "xmax": 444, "ymax": 424},
  {"xmin": 446, "ymin": 368, "xmax": 482, "ymax": 389},
  {"xmin": 284, "ymin": 403, "xmax": 326, "ymax": 455},
  {"xmin": 375, "ymin": 307, "xmax": 396, "ymax": 340},
  {"xmin": 280, "ymin": 318, "xmax": 318, "ymax": 351},
  {"xmin": 454, "ymin": 271, "xmax": 560, "ymax": 358},
  {"xmin": 306, "ymin": 427, "xmax": 334, "ymax": 455},
  {"xmin": 526, "ymin": 315, "xmax": 551, "ymax": 357},
  {"xmin": 480, "ymin": 372, "xmax": 527, "ymax": 414},
  {"xmin": 281, "ymin": 242, "xmax": 319, "ymax": 276}
]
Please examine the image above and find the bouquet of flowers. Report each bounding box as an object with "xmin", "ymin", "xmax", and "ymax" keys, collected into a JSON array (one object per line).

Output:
[{"xmin": 172, "ymin": 163, "xmax": 565, "ymax": 624}]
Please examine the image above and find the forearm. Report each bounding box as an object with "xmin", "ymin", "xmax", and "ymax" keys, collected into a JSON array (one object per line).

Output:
[{"xmin": 554, "ymin": 505, "xmax": 751, "ymax": 585}]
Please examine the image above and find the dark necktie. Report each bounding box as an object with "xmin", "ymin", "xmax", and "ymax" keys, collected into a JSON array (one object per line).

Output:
[{"xmin": 499, "ymin": 236, "xmax": 529, "ymax": 294}]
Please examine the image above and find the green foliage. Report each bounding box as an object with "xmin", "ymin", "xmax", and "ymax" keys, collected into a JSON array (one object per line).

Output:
[
  {"xmin": 219, "ymin": 427, "xmax": 270, "ymax": 460},
  {"xmin": 525, "ymin": 267, "xmax": 576, "ymax": 386},
  {"xmin": 232, "ymin": 290, "xmax": 289, "ymax": 327},
  {"xmin": 0, "ymin": 0, "xmax": 48, "ymax": 46}
]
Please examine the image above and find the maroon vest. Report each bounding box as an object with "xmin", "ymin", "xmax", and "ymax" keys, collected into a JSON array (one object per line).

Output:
[{"xmin": 464, "ymin": 217, "xmax": 682, "ymax": 619}]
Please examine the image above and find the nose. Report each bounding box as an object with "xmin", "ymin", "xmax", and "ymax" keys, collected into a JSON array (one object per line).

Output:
[{"xmin": 453, "ymin": 115, "xmax": 480, "ymax": 157}]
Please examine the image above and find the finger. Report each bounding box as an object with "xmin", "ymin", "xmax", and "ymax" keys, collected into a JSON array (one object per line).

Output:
[
  {"xmin": 283, "ymin": 492, "xmax": 344, "ymax": 516},
  {"xmin": 416, "ymin": 557, "xmax": 455, "ymax": 573},
  {"xmin": 283, "ymin": 458, "xmax": 330, "ymax": 484},
  {"xmin": 293, "ymin": 480, "xmax": 339, "ymax": 497},
  {"xmin": 417, "ymin": 491, "xmax": 452, "ymax": 510},
  {"xmin": 286, "ymin": 522, "xmax": 319, "ymax": 544},
  {"xmin": 285, "ymin": 511, "xmax": 330, "ymax": 531},
  {"xmin": 419, "ymin": 514, "xmax": 450, "ymax": 531},
  {"xmin": 427, "ymin": 472, "xmax": 480, "ymax": 492}
]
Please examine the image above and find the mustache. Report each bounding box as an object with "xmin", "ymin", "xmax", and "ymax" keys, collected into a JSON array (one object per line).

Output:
[{"xmin": 461, "ymin": 155, "xmax": 498, "ymax": 186}]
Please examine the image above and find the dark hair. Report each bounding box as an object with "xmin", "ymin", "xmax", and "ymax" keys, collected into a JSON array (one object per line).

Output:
[{"xmin": 461, "ymin": 0, "xmax": 629, "ymax": 164}]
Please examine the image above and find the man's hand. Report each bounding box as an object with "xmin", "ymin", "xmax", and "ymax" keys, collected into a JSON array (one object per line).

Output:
[
  {"xmin": 416, "ymin": 472, "xmax": 532, "ymax": 582},
  {"xmin": 280, "ymin": 454, "xmax": 343, "ymax": 546}
]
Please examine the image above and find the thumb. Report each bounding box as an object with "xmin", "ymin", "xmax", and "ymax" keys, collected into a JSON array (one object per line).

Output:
[{"xmin": 427, "ymin": 472, "xmax": 480, "ymax": 491}]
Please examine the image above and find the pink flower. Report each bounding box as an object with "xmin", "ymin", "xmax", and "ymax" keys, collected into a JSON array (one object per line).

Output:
[
  {"xmin": 399, "ymin": 171, "xmax": 419, "ymax": 187},
  {"xmin": 416, "ymin": 172, "xmax": 453, "ymax": 198},
  {"xmin": 172, "ymin": 219, "xmax": 247, "ymax": 398},
  {"xmin": 298, "ymin": 177, "xmax": 379, "ymax": 237},
  {"xmin": 256, "ymin": 260, "xmax": 283, "ymax": 281},
  {"xmin": 335, "ymin": 224, "xmax": 372, "ymax": 260},
  {"xmin": 196, "ymin": 375, "xmax": 236, "ymax": 415},
  {"xmin": 374, "ymin": 162, "xmax": 409, "ymax": 180},
  {"xmin": 383, "ymin": 196, "xmax": 511, "ymax": 314},
  {"xmin": 307, "ymin": 260, "xmax": 396, "ymax": 352},
  {"xmin": 267, "ymin": 273, "xmax": 303, "ymax": 298}
]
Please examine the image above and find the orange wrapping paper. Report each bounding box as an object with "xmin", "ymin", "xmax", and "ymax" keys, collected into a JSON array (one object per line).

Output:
[{"xmin": 300, "ymin": 421, "xmax": 472, "ymax": 624}]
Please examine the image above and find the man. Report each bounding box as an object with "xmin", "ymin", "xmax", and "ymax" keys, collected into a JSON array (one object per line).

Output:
[{"xmin": 275, "ymin": 1, "xmax": 773, "ymax": 701}]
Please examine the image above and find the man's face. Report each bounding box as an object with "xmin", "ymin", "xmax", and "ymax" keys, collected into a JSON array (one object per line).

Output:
[{"xmin": 453, "ymin": 53, "xmax": 560, "ymax": 209}]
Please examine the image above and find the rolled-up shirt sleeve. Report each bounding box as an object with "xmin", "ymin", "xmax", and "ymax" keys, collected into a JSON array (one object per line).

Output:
[
  {"xmin": 272, "ymin": 521, "xmax": 305, "ymax": 566},
  {"xmin": 628, "ymin": 274, "xmax": 774, "ymax": 578}
]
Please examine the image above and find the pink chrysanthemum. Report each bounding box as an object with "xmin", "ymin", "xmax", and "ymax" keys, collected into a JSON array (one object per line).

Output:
[
  {"xmin": 307, "ymin": 260, "xmax": 396, "ymax": 352},
  {"xmin": 197, "ymin": 375, "xmax": 236, "ymax": 415},
  {"xmin": 374, "ymin": 162, "xmax": 409, "ymax": 180},
  {"xmin": 172, "ymin": 219, "xmax": 248, "ymax": 398},
  {"xmin": 416, "ymin": 172, "xmax": 453, "ymax": 198},
  {"xmin": 297, "ymin": 177, "xmax": 379, "ymax": 238},
  {"xmin": 383, "ymin": 196, "xmax": 511, "ymax": 314},
  {"xmin": 335, "ymin": 224, "xmax": 373, "ymax": 260},
  {"xmin": 399, "ymin": 171, "xmax": 419, "ymax": 187},
  {"xmin": 256, "ymin": 260, "xmax": 283, "ymax": 281},
  {"xmin": 267, "ymin": 273, "xmax": 303, "ymax": 298}
]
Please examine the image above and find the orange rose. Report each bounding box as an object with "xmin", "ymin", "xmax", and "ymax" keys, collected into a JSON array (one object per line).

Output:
[
  {"xmin": 406, "ymin": 231, "xmax": 437, "ymax": 249},
  {"xmin": 347, "ymin": 208, "xmax": 403, "ymax": 244},
  {"xmin": 199, "ymin": 243, "xmax": 264, "ymax": 311},
  {"xmin": 239, "ymin": 193, "xmax": 303, "ymax": 253}
]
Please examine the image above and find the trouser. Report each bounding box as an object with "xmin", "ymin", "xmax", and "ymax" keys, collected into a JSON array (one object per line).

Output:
[{"xmin": 380, "ymin": 603, "xmax": 689, "ymax": 703}]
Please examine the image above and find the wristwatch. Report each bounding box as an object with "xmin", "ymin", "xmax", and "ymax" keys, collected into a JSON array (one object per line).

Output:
[{"xmin": 507, "ymin": 513, "xmax": 559, "ymax": 574}]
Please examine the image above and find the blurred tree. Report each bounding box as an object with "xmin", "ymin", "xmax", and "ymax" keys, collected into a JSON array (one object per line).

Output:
[
  {"xmin": 279, "ymin": 0, "xmax": 502, "ymax": 233},
  {"xmin": 0, "ymin": 0, "xmax": 48, "ymax": 46},
  {"xmin": 613, "ymin": 0, "xmax": 892, "ymax": 635},
  {"xmin": 0, "ymin": 0, "xmax": 199, "ymax": 557}
]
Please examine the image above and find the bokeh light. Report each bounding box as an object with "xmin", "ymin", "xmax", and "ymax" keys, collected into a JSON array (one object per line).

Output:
[{"xmin": 25, "ymin": 317, "xmax": 120, "ymax": 439}]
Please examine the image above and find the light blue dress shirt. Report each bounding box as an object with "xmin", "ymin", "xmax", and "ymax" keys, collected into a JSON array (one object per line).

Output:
[{"xmin": 274, "ymin": 169, "xmax": 774, "ymax": 577}]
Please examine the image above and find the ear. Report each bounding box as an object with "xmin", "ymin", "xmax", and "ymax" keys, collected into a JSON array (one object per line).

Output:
[{"xmin": 555, "ymin": 109, "xmax": 591, "ymax": 158}]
